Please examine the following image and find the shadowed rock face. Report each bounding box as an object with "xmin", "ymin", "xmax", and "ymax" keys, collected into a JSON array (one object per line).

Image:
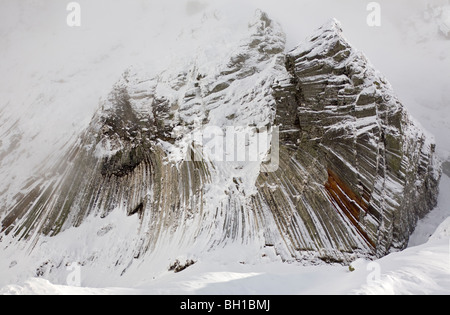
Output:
[{"xmin": 0, "ymin": 13, "xmax": 441, "ymax": 265}]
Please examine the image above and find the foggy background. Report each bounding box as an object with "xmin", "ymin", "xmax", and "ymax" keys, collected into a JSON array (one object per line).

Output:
[{"xmin": 0, "ymin": 0, "xmax": 449, "ymax": 202}]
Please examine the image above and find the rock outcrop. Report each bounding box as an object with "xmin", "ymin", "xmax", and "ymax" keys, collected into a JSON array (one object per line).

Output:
[
  {"xmin": 256, "ymin": 19, "xmax": 441, "ymax": 260},
  {"xmin": 0, "ymin": 13, "xmax": 441, "ymax": 267}
]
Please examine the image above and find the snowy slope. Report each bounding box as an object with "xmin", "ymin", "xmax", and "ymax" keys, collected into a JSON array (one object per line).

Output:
[{"xmin": 1, "ymin": 195, "xmax": 449, "ymax": 295}]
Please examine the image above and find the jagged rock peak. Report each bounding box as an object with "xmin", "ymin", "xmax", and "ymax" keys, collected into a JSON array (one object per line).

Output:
[
  {"xmin": 246, "ymin": 9, "xmax": 286, "ymax": 58},
  {"xmin": 290, "ymin": 18, "xmax": 346, "ymax": 54}
]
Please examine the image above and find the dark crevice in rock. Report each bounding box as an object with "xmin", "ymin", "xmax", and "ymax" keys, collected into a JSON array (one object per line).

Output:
[{"xmin": 128, "ymin": 202, "xmax": 144, "ymax": 218}]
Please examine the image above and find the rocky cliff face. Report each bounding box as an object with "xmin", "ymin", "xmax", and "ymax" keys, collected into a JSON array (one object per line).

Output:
[
  {"xmin": 257, "ymin": 19, "xmax": 441, "ymax": 260},
  {"xmin": 0, "ymin": 12, "xmax": 441, "ymax": 269}
]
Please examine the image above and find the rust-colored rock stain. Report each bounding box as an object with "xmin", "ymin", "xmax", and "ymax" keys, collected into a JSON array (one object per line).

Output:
[{"xmin": 325, "ymin": 169, "xmax": 376, "ymax": 249}]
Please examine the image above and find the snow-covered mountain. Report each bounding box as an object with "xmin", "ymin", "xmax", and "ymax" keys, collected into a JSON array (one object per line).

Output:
[{"xmin": 0, "ymin": 1, "xmax": 449, "ymax": 293}]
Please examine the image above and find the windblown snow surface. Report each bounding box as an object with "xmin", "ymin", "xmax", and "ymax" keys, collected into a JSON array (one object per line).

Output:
[{"xmin": 0, "ymin": 0, "xmax": 449, "ymax": 295}]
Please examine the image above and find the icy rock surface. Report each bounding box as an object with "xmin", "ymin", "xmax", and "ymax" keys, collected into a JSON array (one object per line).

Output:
[{"xmin": 0, "ymin": 12, "xmax": 441, "ymax": 274}]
